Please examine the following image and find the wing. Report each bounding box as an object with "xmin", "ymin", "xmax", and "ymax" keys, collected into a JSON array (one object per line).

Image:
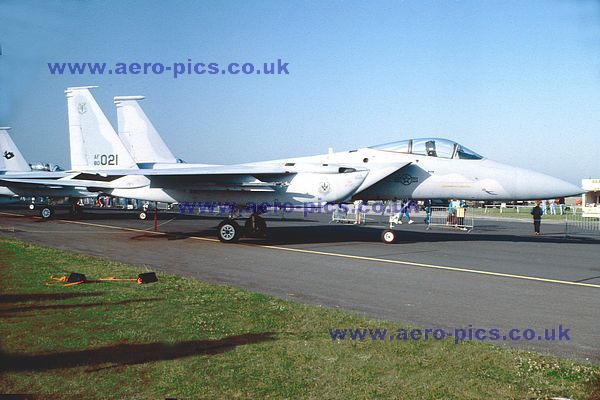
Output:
[{"xmin": 0, "ymin": 165, "xmax": 301, "ymax": 193}]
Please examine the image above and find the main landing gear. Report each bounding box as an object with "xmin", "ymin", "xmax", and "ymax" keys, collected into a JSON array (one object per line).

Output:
[
  {"xmin": 28, "ymin": 199, "xmax": 55, "ymax": 220},
  {"xmin": 35, "ymin": 198, "xmax": 84, "ymax": 221},
  {"xmin": 217, "ymin": 213, "xmax": 267, "ymax": 243},
  {"xmin": 68, "ymin": 198, "xmax": 84, "ymax": 218},
  {"xmin": 39, "ymin": 205, "xmax": 54, "ymax": 220},
  {"xmin": 217, "ymin": 219, "xmax": 241, "ymax": 243}
]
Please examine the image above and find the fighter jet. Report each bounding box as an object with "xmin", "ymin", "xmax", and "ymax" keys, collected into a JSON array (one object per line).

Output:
[
  {"xmin": 1, "ymin": 87, "xmax": 582, "ymax": 243},
  {"xmin": 0, "ymin": 127, "xmax": 99, "ymax": 217},
  {"xmin": 84, "ymin": 88, "xmax": 582, "ymax": 240}
]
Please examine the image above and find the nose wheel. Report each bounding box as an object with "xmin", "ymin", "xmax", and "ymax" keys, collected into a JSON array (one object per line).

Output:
[{"xmin": 381, "ymin": 229, "xmax": 397, "ymax": 244}]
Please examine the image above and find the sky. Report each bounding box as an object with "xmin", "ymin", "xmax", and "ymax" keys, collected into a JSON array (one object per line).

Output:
[{"xmin": 0, "ymin": 0, "xmax": 599, "ymax": 184}]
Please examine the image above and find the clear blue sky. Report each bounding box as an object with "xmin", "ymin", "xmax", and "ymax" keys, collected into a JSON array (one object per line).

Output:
[{"xmin": 1, "ymin": 0, "xmax": 599, "ymax": 184}]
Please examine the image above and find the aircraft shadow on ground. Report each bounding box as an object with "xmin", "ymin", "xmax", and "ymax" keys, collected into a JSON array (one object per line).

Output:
[
  {"xmin": 247, "ymin": 225, "xmax": 600, "ymax": 245},
  {"xmin": 53, "ymin": 211, "xmax": 320, "ymax": 223},
  {"xmin": 0, "ymin": 332, "xmax": 276, "ymax": 372},
  {"xmin": 3, "ymin": 207, "xmax": 597, "ymax": 245},
  {"xmin": 0, "ymin": 292, "xmax": 106, "ymax": 303},
  {"xmin": 3, "ymin": 208, "xmax": 341, "ymax": 224},
  {"xmin": 129, "ymin": 231, "xmax": 205, "ymax": 241},
  {"xmin": 124, "ymin": 223, "xmax": 600, "ymax": 245}
]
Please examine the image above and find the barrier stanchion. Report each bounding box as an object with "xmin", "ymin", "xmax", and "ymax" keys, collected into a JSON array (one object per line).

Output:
[{"xmin": 153, "ymin": 203, "xmax": 158, "ymax": 232}]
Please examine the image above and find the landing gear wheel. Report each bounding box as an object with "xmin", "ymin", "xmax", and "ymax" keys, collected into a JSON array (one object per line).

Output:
[
  {"xmin": 218, "ymin": 220, "xmax": 241, "ymax": 243},
  {"xmin": 381, "ymin": 229, "xmax": 396, "ymax": 244},
  {"xmin": 40, "ymin": 206, "xmax": 54, "ymax": 220},
  {"xmin": 139, "ymin": 211, "xmax": 148, "ymax": 220},
  {"xmin": 244, "ymin": 215, "xmax": 267, "ymax": 238}
]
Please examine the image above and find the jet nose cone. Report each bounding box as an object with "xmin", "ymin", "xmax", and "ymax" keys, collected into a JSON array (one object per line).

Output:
[
  {"xmin": 479, "ymin": 160, "xmax": 583, "ymax": 200},
  {"xmin": 515, "ymin": 171, "xmax": 583, "ymax": 199},
  {"xmin": 550, "ymin": 178, "xmax": 584, "ymax": 198}
]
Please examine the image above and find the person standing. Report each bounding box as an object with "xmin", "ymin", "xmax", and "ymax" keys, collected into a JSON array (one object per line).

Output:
[
  {"xmin": 354, "ymin": 200, "xmax": 362, "ymax": 225},
  {"xmin": 531, "ymin": 202, "xmax": 544, "ymax": 235},
  {"xmin": 446, "ymin": 199, "xmax": 455, "ymax": 225},
  {"xmin": 399, "ymin": 199, "xmax": 414, "ymax": 224},
  {"xmin": 353, "ymin": 200, "xmax": 363, "ymax": 224},
  {"xmin": 424, "ymin": 199, "xmax": 432, "ymax": 225},
  {"xmin": 549, "ymin": 199, "xmax": 556, "ymax": 215},
  {"xmin": 558, "ymin": 198, "xmax": 565, "ymax": 215},
  {"xmin": 455, "ymin": 199, "xmax": 465, "ymax": 226}
]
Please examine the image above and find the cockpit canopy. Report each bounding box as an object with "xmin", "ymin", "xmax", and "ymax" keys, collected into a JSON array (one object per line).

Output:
[
  {"xmin": 370, "ymin": 138, "xmax": 483, "ymax": 160},
  {"xmin": 29, "ymin": 162, "xmax": 64, "ymax": 172}
]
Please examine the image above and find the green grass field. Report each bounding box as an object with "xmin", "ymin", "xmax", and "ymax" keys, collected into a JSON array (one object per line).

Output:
[{"xmin": 0, "ymin": 238, "xmax": 598, "ymax": 399}]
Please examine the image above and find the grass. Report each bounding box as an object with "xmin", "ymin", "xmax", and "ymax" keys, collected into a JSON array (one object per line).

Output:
[{"xmin": 0, "ymin": 238, "xmax": 598, "ymax": 399}]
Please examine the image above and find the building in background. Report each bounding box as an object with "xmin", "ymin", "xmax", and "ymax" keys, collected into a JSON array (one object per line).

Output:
[{"xmin": 581, "ymin": 179, "xmax": 600, "ymax": 217}]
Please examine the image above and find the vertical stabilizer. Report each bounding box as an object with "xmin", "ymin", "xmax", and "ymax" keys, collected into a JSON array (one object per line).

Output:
[
  {"xmin": 0, "ymin": 127, "xmax": 32, "ymax": 172},
  {"xmin": 65, "ymin": 86, "xmax": 138, "ymax": 170},
  {"xmin": 114, "ymin": 96, "xmax": 178, "ymax": 164}
]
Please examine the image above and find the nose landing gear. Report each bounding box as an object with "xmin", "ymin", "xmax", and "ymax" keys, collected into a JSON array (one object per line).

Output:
[{"xmin": 381, "ymin": 229, "xmax": 397, "ymax": 244}]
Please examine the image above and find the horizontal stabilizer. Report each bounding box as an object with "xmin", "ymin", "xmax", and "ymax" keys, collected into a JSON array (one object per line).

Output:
[{"xmin": 0, "ymin": 177, "xmax": 147, "ymax": 190}]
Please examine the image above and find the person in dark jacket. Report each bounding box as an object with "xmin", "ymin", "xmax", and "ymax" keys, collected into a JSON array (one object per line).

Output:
[
  {"xmin": 424, "ymin": 199, "xmax": 432, "ymax": 225},
  {"xmin": 531, "ymin": 202, "xmax": 544, "ymax": 235}
]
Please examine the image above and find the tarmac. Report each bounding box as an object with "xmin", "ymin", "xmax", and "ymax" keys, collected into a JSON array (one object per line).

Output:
[{"xmin": 0, "ymin": 206, "xmax": 598, "ymax": 363}]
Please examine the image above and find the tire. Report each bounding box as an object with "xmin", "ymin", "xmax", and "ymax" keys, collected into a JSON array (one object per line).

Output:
[
  {"xmin": 381, "ymin": 229, "xmax": 396, "ymax": 244},
  {"xmin": 139, "ymin": 211, "xmax": 148, "ymax": 220},
  {"xmin": 244, "ymin": 216, "xmax": 267, "ymax": 238},
  {"xmin": 218, "ymin": 220, "xmax": 241, "ymax": 243},
  {"xmin": 40, "ymin": 206, "xmax": 54, "ymax": 220}
]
